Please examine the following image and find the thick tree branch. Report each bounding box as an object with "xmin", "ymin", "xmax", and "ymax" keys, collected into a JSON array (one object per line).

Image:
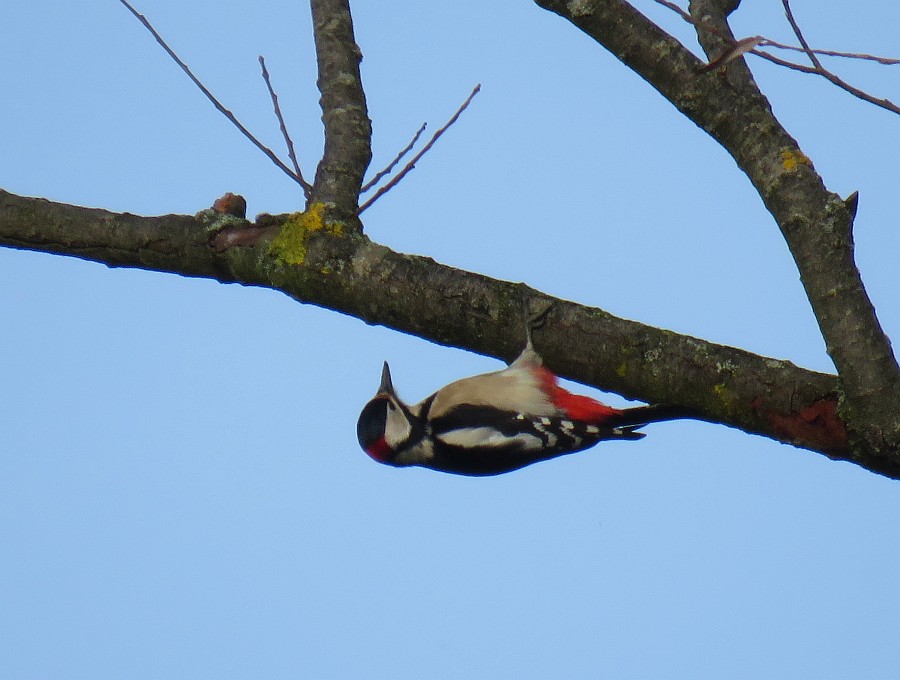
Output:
[
  {"xmin": 309, "ymin": 0, "xmax": 372, "ymax": 220},
  {"xmin": 689, "ymin": 0, "xmax": 755, "ymax": 88},
  {"xmin": 7, "ymin": 189, "xmax": 890, "ymax": 474},
  {"xmin": 532, "ymin": 0, "xmax": 900, "ymax": 464}
]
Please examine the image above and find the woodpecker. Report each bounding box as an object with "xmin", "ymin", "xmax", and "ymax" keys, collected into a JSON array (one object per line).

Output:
[{"xmin": 356, "ymin": 331, "xmax": 689, "ymax": 476}]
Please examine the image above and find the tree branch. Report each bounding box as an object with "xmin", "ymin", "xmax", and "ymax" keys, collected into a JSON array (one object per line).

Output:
[
  {"xmin": 357, "ymin": 84, "xmax": 481, "ymax": 215},
  {"xmin": 259, "ymin": 55, "xmax": 311, "ymax": 195},
  {"xmin": 532, "ymin": 0, "xmax": 900, "ymax": 466},
  {"xmin": 777, "ymin": 0, "xmax": 900, "ymax": 115},
  {"xmin": 655, "ymin": 0, "xmax": 900, "ymax": 115},
  {"xmin": 362, "ymin": 122, "xmax": 427, "ymax": 193},
  {"xmin": 309, "ymin": 0, "xmax": 372, "ymax": 219},
  {"xmin": 6, "ymin": 189, "xmax": 886, "ymax": 474},
  {"xmin": 689, "ymin": 0, "xmax": 756, "ymax": 88}
]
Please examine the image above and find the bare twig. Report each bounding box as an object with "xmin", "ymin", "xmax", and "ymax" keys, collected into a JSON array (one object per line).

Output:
[
  {"xmin": 750, "ymin": 50, "xmax": 818, "ymax": 74},
  {"xmin": 654, "ymin": 0, "xmax": 694, "ymax": 24},
  {"xmin": 759, "ymin": 38, "xmax": 900, "ymax": 66},
  {"xmin": 358, "ymin": 84, "xmax": 481, "ymax": 215},
  {"xmin": 698, "ymin": 35, "xmax": 765, "ymax": 72},
  {"xmin": 777, "ymin": 0, "xmax": 900, "ymax": 114},
  {"xmin": 781, "ymin": 0, "xmax": 822, "ymax": 70},
  {"xmin": 118, "ymin": 0, "xmax": 304, "ymax": 186},
  {"xmin": 361, "ymin": 122, "xmax": 427, "ymax": 193},
  {"xmin": 796, "ymin": 66, "xmax": 900, "ymax": 115},
  {"xmin": 652, "ymin": 0, "xmax": 900, "ymax": 115},
  {"xmin": 655, "ymin": 0, "xmax": 900, "ymax": 64},
  {"xmin": 258, "ymin": 55, "xmax": 311, "ymax": 197}
]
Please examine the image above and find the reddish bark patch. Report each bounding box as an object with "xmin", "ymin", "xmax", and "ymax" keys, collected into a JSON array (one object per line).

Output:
[
  {"xmin": 212, "ymin": 192, "xmax": 247, "ymax": 218},
  {"xmin": 757, "ymin": 397, "xmax": 849, "ymax": 456},
  {"xmin": 211, "ymin": 224, "xmax": 278, "ymax": 252}
]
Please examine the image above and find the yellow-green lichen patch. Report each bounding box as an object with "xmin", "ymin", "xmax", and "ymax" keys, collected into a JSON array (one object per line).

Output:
[
  {"xmin": 712, "ymin": 382, "xmax": 740, "ymax": 416},
  {"xmin": 780, "ymin": 148, "xmax": 811, "ymax": 172},
  {"xmin": 269, "ymin": 203, "xmax": 344, "ymax": 266}
]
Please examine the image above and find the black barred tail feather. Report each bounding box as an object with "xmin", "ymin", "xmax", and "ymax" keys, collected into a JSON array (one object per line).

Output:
[{"xmin": 607, "ymin": 404, "xmax": 695, "ymax": 430}]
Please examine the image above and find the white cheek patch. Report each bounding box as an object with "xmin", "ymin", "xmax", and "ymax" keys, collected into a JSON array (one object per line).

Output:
[
  {"xmin": 437, "ymin": 428, "xmax": 544, "ymax": 452},
  {"xmin": 384, "ymin": 409, "xmax": 413, "ymax": 448}
]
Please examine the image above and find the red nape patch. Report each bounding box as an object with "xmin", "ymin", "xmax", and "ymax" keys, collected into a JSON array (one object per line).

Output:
[
  {"xmin": 365, "ymin": 437, "xmax": 393, "ymax": 463},
  {"xmin": 533, "ymin": 366, "xmax": 621, "ymax": 423}
]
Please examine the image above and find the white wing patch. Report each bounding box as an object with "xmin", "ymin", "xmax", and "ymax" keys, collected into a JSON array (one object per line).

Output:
[{"xmin": 437, "ymin": 427, "xmax": 544, "ymax": 452}]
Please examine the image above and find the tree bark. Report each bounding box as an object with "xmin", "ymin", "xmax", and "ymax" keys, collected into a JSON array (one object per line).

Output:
[
  {"xmin": 309, "ymin": 0, "xmax": 372, "ymax": 220},
  {"xmin": 533, "ymin": 0, "xmax": 900, "ymax": 468},
  {"xmin": 3, "ymin": 188, "xmax": 875, "ymax": 473}
]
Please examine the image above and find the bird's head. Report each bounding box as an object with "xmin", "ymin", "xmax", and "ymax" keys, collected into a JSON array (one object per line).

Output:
[{"xmin": 356, "ymin": 362, "xmax": 422, "ymax": 465}]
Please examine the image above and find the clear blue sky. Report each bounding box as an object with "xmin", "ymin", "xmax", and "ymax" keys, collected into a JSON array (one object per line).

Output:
[{"xmin": 3, "ymin": 1, "xmax": 900, "ymax": 678}]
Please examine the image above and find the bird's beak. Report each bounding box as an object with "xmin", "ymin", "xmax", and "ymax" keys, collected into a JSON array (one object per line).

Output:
[{"xmin": 379, "ymin": 361, "xmax": 395, "ymax": 396}]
